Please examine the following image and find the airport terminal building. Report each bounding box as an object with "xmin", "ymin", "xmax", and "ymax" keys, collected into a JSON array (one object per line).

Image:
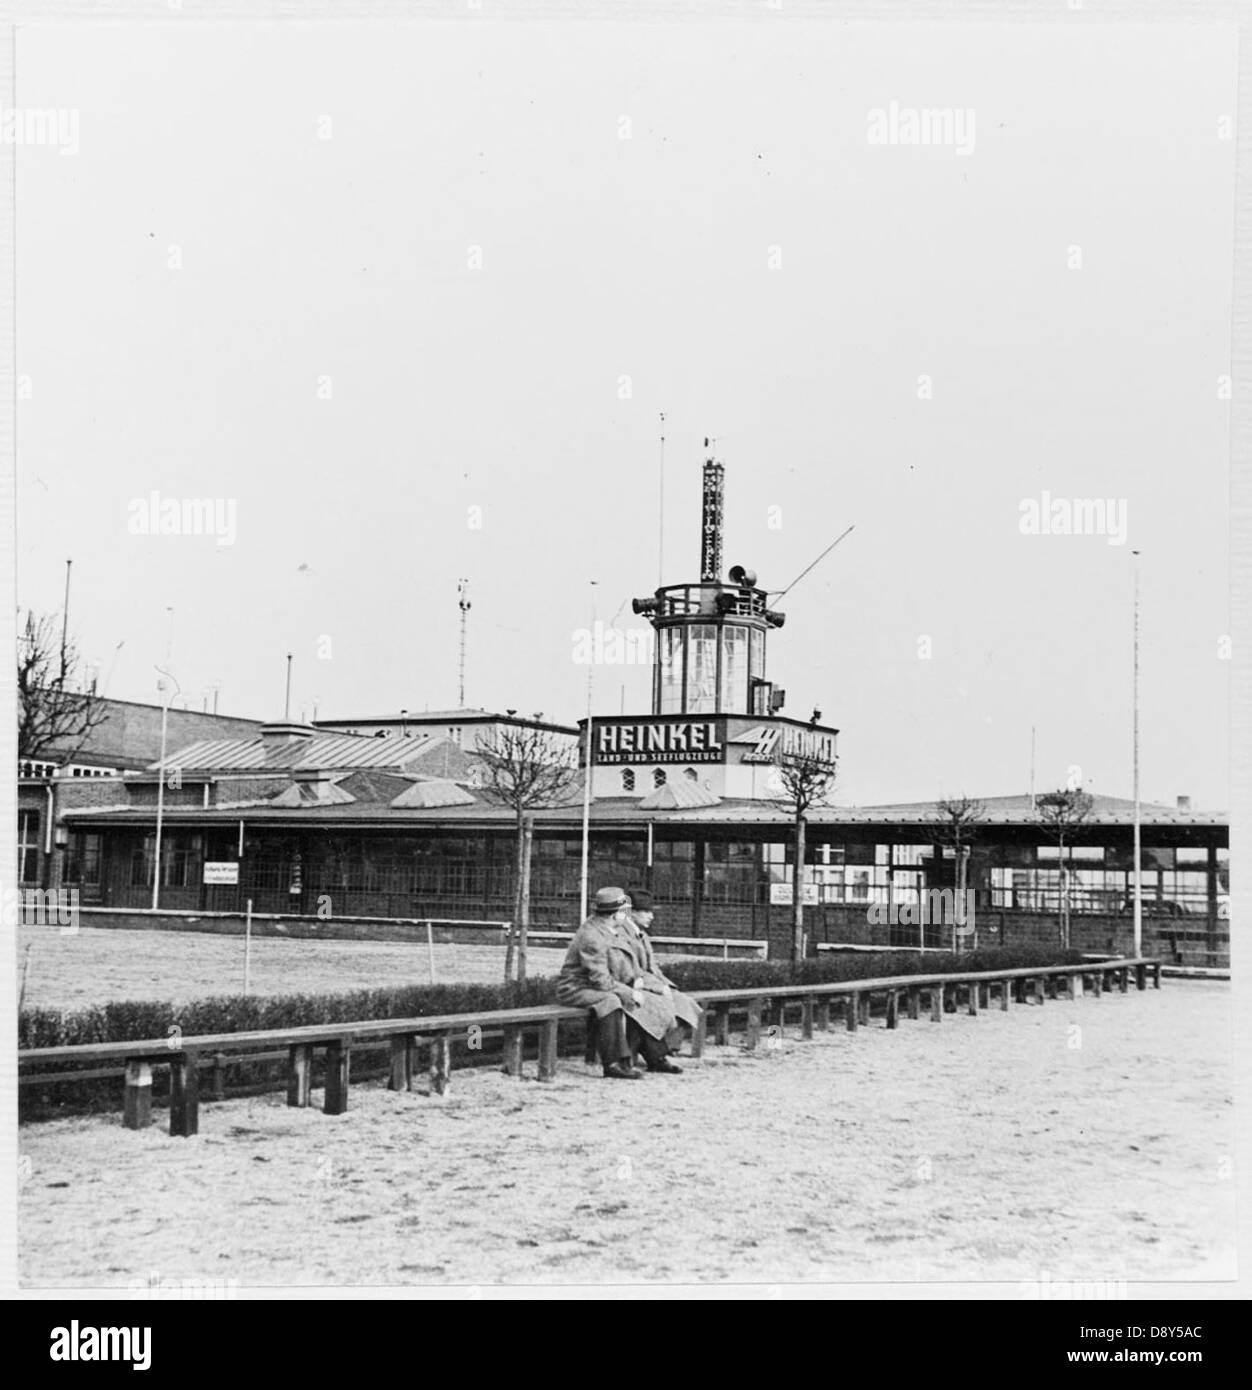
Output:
[{"xmin": 28, "ymin": 460, "xmax": 1230, "ymax": 965}]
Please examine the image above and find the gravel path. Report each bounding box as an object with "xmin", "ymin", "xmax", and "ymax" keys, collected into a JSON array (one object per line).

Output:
[
  {"xmin": 18, "ymin": 926, "xmax": 567, "ymax": 1009},
  {"xmin": 19, "ymin": 980, "xmax": 1235, "ymax": 1289}
]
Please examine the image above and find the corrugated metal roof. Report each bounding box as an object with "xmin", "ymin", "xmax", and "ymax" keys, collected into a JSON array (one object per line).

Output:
[{"xmin": 150, "ymin": 732, "xmax": 447, "ymax": 772}]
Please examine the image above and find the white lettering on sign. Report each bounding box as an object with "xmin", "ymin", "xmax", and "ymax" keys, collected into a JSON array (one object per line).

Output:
[
  {"xmin": 740, "ymin": 724, "xmax": 837, "ymax": 767},
  {"xmin": 595, "ymin": 721, "xmax": 724, "ymax": 764}
]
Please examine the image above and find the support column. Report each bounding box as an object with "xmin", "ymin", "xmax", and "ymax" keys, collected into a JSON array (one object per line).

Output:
[
  {"xmin": 324, "ymin": 1040, "xmax": 350, "ymax": 1115},
  {"xmin": 287, "ymin": 1044, "xmax": 312, "ymax": 1107},
  {"xmin": 538, "ymin": 1019, "xmax": 559, "ymax": 1080},
  {"xmin": 169, "ymin": 1052, "xmax": 199, "ymax": 1138},
  {"xmin": 123, "ymin": 1060, "xmax": 152, "ymax": 1130}
]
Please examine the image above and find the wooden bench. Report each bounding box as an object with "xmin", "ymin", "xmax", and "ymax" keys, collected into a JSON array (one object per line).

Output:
[{"xmin": 19, "ymin": 957, "xmax": 1159, "ymax": 1137}]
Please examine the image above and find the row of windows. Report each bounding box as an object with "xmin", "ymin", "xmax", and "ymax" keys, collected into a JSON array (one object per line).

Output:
[{"xmin": 619, "ymin": 767, "xmax": 706, "ymax": 791}]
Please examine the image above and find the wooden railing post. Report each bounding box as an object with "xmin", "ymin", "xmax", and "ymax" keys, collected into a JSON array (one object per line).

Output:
[
  {"xmin": 1152, "ymin": 960, "xmax": 1162, "ymax": 989},
  {"xmin": 430, "ymin": 1031, "xmax": 452, "ymax": 1096},
  {"xmin": 978, "ymin": 982, "xmax": 990, "ymax": 1010},
  {"xmin": 123, "ymin": 1060, "xmax": 152, "ymax": 1130},
  {"xmin": 691, "ymin": 1010, "xmax": 708, "ymax": 1058},
  {"xmin": 538, "ymin": 1020, "xmax": 559, "ymax": 1081},
  {"xmin": 801, "ymin": 997, "xmax": 814, "ymax": 1041},
  {"xmin": 169, "ymin": 1051, "xmax": 199, "ymax": 1138},
  {"xmin": 324, "ymin": 1040, "xmax": 350, "ymax": 1115},
  {"xmin": 1000, "ymin": 978, "xmax": 1010, "ymax": 1011},
  {"xmin": 1034, "ymin": 976, "xmax": 1046, "ymax": 1006},
  {"xmin": 287, "ymin": 1044, "xmax": 312, "ymax": 1108},
  {"xmin": 885, "ymin": 989, "xmax": 899, "ymax": 1030},
  {"xmin": 846, "ymin": 992, "xmax": 859, "ymax": 1033},
  {"xmin": 1135, "ymin": 963, "xmax": 1147, "ymax": 991},
  {"xmin": 502, "ymin": 1024, "xmax": 524, "ymax": 1078},
  {"xmin": 211, "ymin": 1052, "xmax": 226, "ymax": 1102},
  {"xmin": 1119, "ymin": 967, "xmax": 1129, "ymax": 994},
  {"xmin": 967, "ymin": 981, "xmax": 979, "ymax": 1016},
  {"xmin": 907, "ymin": 986, "xmax": 920, "ymax": 1021},
  {"xmin": 715, "ymin": 1008, "xmax": 730, "ymax": 1047},
  {"xmin": 746, "ymin": 998, "xmax": 764, "ymax": 1050},
  {"xmin": 388, "ymin": 1036, "xmax": 411, "ymax": 1091}
]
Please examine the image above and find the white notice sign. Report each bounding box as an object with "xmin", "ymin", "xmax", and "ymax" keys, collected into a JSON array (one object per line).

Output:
[{"xmin": 204, "ymin": 862, "xmax": 240, "ymax": 885}]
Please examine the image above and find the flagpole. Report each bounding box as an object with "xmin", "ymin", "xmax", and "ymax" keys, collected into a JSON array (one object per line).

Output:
[
  {"xmin": 1132, "ymin": 550, "xmax": 1142, "ymax": 957},
  {"xmin": 579, "ymin": 581, "xmax": 597, "ymax": 922}
]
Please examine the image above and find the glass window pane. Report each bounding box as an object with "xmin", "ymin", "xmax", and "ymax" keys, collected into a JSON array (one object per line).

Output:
[
  {"xmin": 719, "ymin": 625, "xmax": 748, "ymax": 713},
  {"xmin": 659, "ymin": 628, "xmax": 684, "ymax": 714},
  {"xmin": 687, "ymin": 625, "xmax": 718, "ymax": 714}
]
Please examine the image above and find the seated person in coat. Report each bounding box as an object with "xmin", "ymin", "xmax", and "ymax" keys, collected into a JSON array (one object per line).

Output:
[
  {"xmin": 556, "ymin": 885, "xmax": 697, "ymax": 1079},
  {"xmin": 623, "ymin": 888, "xmax": 703, "ymax": 1052}
]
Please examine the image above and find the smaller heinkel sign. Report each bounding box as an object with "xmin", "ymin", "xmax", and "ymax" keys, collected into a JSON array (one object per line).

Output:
[{"xmin": 595, "ymin": 720, "xmax": 724, "ymax": 765}]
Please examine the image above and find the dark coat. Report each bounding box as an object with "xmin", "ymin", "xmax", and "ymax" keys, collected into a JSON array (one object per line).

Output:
[
  {"xmin": 556, "ymin": 911, "xmax": 701, "ymax": 1041},
  {"xmin": 626, "ymin": 914, "xmax": 703, "ymax": 1033},
  {"xmin": 555, "ymin": 913, "xmax": 640, "ymax": 1020}
]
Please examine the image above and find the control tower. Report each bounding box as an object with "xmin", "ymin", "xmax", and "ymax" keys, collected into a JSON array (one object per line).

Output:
[
  {"xmin": 583, "ymin": 442, "xmax": 837, "ymax": 803},
  {"xmin": 631, "ymin": 446, "xmax": 787, "ymax": 719}
]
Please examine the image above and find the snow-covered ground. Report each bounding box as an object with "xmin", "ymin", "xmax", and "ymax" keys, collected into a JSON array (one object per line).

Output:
[{"xmin": 19, "ymin": 980, "xmax": 1235, "ymax": 1288}]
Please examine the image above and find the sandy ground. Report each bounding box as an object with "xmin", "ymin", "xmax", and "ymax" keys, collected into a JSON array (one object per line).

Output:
[
  {"xmin": 19, "ymin": 981, "xmax": 1235, "ymax": 1289},
  {"xmin": 18, "ymin": 926, "xmax": 569, "ymax": 1009}
]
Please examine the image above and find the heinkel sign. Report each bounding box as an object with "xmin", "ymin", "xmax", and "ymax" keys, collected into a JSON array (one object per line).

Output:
[{"xmin": 595, "ymin": 720, "xmax": 724, "ymax": 764}]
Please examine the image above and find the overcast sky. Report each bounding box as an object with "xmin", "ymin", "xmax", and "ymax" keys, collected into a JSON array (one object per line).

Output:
[{"xmin": 14, "ymin": 18, "xmax": 1235, "ymax": 809}]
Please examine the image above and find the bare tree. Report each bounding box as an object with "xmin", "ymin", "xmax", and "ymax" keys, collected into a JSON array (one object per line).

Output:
[
  {"xmin": 1035, "ymin": 787, "xmax": 1095, "ymax": 948},
  {"xmin": 475, "ymin": 725, "xmax": 579, "ymax": 984},
  {"xmin": 770, "ymin": 749, "xmax": 838, "ymax": 962},
  {"xmin": 17, "ymin": 609, "xmax": 107, "ymax": 763},
  {"xmin": 935, "ymin": 794, "xmax": 986, "ymax": 953}
]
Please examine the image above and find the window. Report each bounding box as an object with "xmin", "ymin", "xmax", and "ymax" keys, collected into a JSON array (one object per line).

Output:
[
  {"xmin": 658, "ymin": 628, "xmax": 684, "ymax": 714},
  {"xmin": 622, "ymin": 769, "xmax": 635, "ymax": 792},
  {"xmin": 65, "ymin": 832, "xmax": 102, "ymax": 886},
  {"xmin": 17, "ymin": 810, "xmax": 40, "ymax": 884},
  {"xmin": 719, "ymin": 625, "xmax": 748, "ymax": 712},
  {"xmin": 131, "ymin": 836, "xmax": 155, "ymax": 888},
  {"xmin": 683, "ymin": 767, "xmax": 698, "ymax": 782},
  {"xmin": 653, "ymin": 768, "xmax": 667, "ymax": 788},
  {"xmin": 687, "ymin": 625, "xmax": 718, "ymax": 714}
]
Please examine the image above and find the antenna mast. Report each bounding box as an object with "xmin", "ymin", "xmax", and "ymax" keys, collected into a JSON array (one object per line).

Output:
[
  {"xmin": 457, "ymin": 578, "xmax": 471, "ymax": 707},
  {"xmin": 658, "ymin": 413, "xmax": 666, "ymax": 586}
]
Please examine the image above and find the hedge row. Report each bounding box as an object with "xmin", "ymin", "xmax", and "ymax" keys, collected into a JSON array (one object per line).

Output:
[{"xmin": 21, "ymin": 943, "xmax": 1083, "ymax": 1051}]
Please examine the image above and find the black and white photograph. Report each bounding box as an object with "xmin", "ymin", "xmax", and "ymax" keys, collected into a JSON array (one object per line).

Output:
[{"xmin": 2, "ymin": 0, "xmax": 1249, "ymax": 1318}]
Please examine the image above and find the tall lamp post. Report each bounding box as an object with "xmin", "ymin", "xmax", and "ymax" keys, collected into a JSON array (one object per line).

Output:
[
  {"xmin": 152, "ymin": 666, "xmax": 179, "ymax": 911},
  {"xmin": 1132, "ymin": 550, "xmax": 1142, "ymax": 957},
  {"xmin": 578, "ymin": 581, "xmax": 598, "ymax": 924}
]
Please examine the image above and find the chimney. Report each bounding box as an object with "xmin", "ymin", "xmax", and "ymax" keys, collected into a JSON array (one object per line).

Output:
[
  {"xmin": 259, "ymin": 721, "xmax": 315, "ymax": 765},
  {"xmin": 1176, "ymin": 795, "xmax": 1191, "ymax": 811}
]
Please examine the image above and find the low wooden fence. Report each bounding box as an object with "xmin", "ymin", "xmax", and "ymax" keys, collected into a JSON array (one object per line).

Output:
[
  {"xmin": 513, "ymin": 927, "xmax": 768, "ymax": 960},
  {"xmin": 18, "ymin": 956, "xmax": 1159, "ymax": 1138}
]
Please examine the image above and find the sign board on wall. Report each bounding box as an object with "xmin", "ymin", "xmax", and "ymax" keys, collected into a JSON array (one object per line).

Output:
[
  {"xmin": 769, "ymin": 882, "xmax": 819, "ymax": 906},
  {"xmin": 594, "ymin": 720, "xmax": 724, "ymax": 765},
  {"xmin": 203, "ymin": 862, "xmax": 240, "ymax": 885}
]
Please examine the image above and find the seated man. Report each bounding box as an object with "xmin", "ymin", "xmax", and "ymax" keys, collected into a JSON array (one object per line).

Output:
[
  {"xmin": 556, "ymin": 886, "xmax": 690, "ymax": 1079},
  {"xmin": 624, "ymin": 888, "xmax": 703, "ymax": 1058}
]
